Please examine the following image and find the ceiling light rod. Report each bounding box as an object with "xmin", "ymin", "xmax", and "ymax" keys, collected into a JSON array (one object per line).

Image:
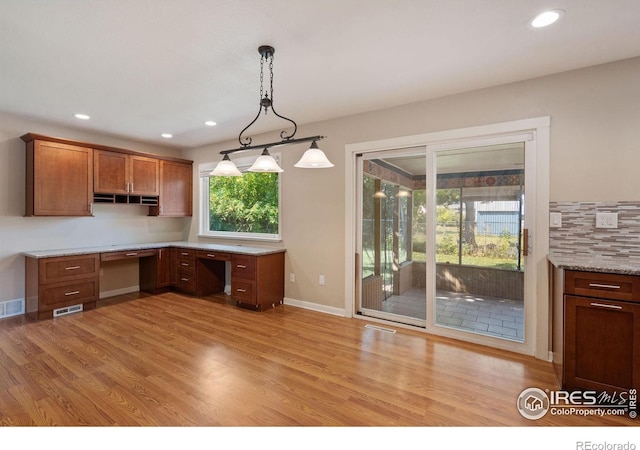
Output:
[{"xmin": 219, "ymin": 134, "xmax": 325, "ymax": 155}]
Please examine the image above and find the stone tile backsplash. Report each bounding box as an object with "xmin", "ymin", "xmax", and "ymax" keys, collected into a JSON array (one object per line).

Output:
[{"xmin": 549, "ymin": 201, "xmax": 640, "ymax": 263}]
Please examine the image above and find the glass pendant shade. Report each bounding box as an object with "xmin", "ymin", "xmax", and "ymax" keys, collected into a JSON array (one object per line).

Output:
[
  {"xmin": 294, "ymin": 141, "xmax": 334, "ymax": 168},
  {"xmin": 210, "ymin": 154, "xmax": 242, "ymax": 176},
  {"xmin": 248, "ymin": 149, "xmax": 283, "ymax": 173}
]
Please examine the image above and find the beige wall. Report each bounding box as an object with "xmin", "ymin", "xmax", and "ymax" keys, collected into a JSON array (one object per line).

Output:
[
  {"xmin": 2, "ymin": 56, "xmax": 639, "ymax": 322},
  {"xmin": 0, "ymin": 112, "xmax": 190, "ymax": 303},
  {"xmin": 184, "ymin": 56, "xmax": 640, "ymax": 311}
]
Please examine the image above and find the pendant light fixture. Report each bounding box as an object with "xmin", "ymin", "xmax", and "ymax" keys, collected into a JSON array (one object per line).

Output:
[{"xmin": 210, "ymin": 45, "xmax": 333, "ymax": 176}]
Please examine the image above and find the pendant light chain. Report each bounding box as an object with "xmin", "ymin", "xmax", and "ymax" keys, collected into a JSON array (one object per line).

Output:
[
  {"xmin": 214, "ymin": 44, "xmax": 332, "ymax": 175},
  {"xmin": 269, "ymin": 52, "xmax": 274, "ymax": 111}
]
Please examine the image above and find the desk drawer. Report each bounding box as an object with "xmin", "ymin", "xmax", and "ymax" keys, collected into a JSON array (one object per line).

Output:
[
  {"xmin": 232, "ymin": 255, "xmax": 256, "ymax": 280},
  {"xmin": 101, "ymin": 249, "xmax": 157, "ymax": 261},
  {"xmin": 565, "ymin": 270, "xmax": 640, "ymax": 303},
  {"xmin": 232, "ymin": 279, "xmax": 256, "ymax": 304},
  {"xmin": 41, "ymin": 279, "xmax": 98, "ymax": 309},
  {"xmin": 39, "ymin": 254, "xmax": 99, "ymax": 284},
  {"xmin": 176, "ymin": 259, "xmax": 196, "ymax": 272},
  {"xmin": 176, "ymin": 248, "xmax": 196, "ymax": 260},
  {"xmin": 176, "ymin": 270, "xmax": 196, "ymax": 292},
  {"xmin": 196, "ymin": 250, "xmax": 231, "ymax": 262}
]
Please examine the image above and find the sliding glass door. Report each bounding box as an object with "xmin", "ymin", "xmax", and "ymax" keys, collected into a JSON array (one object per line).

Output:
[{"xmin": 356, "ymin": 138, "xmax": 531, "ymax": 348}]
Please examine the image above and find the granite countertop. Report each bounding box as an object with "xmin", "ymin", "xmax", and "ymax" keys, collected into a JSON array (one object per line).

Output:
[
  {"xmin": 22, "ymin": 241, "xmax": 286, "ymax": 258},
  {"xmin": 548, "ymin": 253, "xmax": 640, "ymax": 276}
]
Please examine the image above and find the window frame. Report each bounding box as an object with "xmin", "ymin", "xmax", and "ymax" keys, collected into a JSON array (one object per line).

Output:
[{"xmin": 198, "ymin": 153, "xmax": 282, "ymax": 242}]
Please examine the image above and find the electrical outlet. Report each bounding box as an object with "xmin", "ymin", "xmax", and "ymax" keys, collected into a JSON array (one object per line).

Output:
[
  {"xmin": 289, "ymin": 273, "xmax": 296, "ymax": 283},
  {"xmin": 595, "ymin": 212, "xmax": 618, "ymax": 229},
  {"xmin": 319, "ymin": 275, "xmax": 325, "ymax": 286}
]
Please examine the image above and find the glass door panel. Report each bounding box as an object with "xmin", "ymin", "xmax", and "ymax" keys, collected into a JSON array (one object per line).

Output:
[
  {"xmin": 434, "ymin": 144, "xmax": 525, "ymax": 342},
  {"xmin": 359, "ymin": 151, "xmax": 427, "ymax": 327}
]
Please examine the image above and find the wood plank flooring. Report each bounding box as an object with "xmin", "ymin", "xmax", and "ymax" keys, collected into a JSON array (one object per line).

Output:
[{"xmin": 0, "ymin": 291, "xmax": 634, "ymax": 426}]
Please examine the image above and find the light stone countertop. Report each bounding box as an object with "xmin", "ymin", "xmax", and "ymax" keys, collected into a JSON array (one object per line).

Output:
[
  {"xmin": 22, "ymin": 241, "xmax": 286, "ymax": 259},
  {"xmin": 548, "ymin": 253, "xmax": 640, "ymax": 276}
]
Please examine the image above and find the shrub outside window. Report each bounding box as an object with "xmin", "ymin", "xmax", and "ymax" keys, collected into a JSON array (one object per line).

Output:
[{"xmin": 199, "ymin": 154, "xmax": 281, "ymax": 241}]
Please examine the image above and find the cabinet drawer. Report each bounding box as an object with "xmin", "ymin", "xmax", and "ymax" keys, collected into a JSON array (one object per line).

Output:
[
  {"xmin": 176, "ymin": 258, "xmax": 196, "ymax": 272},
  {"xmin": 196, "ymin": 250, "xmax": 231, "ymax": 262},
  {"xmin": 176, "ymin": 248, "xmax": 196, "ymax": 260},
  {"xmin": 232, "ymin": 255, "xmax": 256, "ymax": 280},
  {"xmin": 41, "ymin": 279, "xmax": 98, "ymax": 309},
  {"xmin": 565, "ymin": 270, "xmax": 640, "ymax": 303},
  {"xmin": 39, "ymin": 254, "xmax": 99, "ymax": 284},
  {"xmin": 101, "ymin": 249, "xmax": 157, "ymax": 261},
  {"xmin": 232, "ymin": 279, "xmax": 256, "ymax": 304},
  {"xmin": 176, "ymin": 270, "xmax": 196, "ymax": 292}
]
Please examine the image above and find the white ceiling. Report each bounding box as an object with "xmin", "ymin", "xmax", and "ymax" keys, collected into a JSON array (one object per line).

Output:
[{"xmin": 2, "ymin": 0, "xmax": 640, "ymax": 150}]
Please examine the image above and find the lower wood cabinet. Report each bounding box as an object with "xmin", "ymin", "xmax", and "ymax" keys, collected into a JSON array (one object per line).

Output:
[
  {"xmin": 25, "ymin": 254, "xmax": 100, "ymax": 320},
  {"xmin": 25, "ymin": 247, "xmax": 285, "ymax": 320},
  {"xmin": 553, "ymin": 268, "xmax": 640, "ymax": 392},
  {"xmin": 231, "ymin": 252, "xmax": 285, "ymax": 311}
]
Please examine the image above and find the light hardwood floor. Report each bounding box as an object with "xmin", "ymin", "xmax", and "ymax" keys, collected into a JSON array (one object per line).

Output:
[{"xmin": 0, "ymin": 291, "xmax": 633, "ymax": 426}]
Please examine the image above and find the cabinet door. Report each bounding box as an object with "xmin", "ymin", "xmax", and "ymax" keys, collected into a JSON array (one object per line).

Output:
[
  {"xmin": 565, "ymin": 295, "xmax": 640, "ymax": 392},
  {"xmin": 157, "ymin": 248, "xmax": 172, "ymax": 288},
  {"xmin": 94, "ymin": 150, "xmax": 128, "ymax": 194},
  {"xmin": 30, "ymin": 140, "xmax": 93, "ymax": 216},
  {"xmin": 150, "ymin": 160, "xmax": 192, "ymax": 217},
  {"xmin": 130, "ymin": 155, "xmax": 159, "ymax": 195}
]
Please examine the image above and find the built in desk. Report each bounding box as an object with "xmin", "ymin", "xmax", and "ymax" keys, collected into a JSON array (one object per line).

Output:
[{"xmin": 24, "ymin": 241, "xmax": 285, "ymax": 320}]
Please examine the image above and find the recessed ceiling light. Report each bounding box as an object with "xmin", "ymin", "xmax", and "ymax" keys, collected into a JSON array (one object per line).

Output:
[
  {"xmin": 161, "ymin": 133, "xmax": 173, "ymax": 139},
  {"xmin": 204, "ymin": 120, "xmax": 217, "ymax": 127},
  {"xmin": 74, "ymin": 113, "xmax": 90, "ymax": 120},
  {"xmin": 530, "ymin": 9, "xmax": 564, "ymax": 28}
]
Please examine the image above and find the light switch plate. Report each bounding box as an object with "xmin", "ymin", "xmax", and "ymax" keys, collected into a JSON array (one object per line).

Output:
[
  {"xmin": 595, "ymin": 212, "xmax": 618, "ymax": 229},
  {"xmin": 550, "ymin": 212, "xmax": 562, "ymax": 228}
]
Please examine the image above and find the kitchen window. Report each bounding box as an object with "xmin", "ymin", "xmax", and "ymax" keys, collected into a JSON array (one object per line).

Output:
[{"xmin": 199, "ymin": 154, "xmax": 282, "ymax": 241}]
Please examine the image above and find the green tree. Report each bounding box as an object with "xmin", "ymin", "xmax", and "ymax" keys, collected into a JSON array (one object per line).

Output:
[{"xmin": 209, "ymin": 172, "xmax": 278, "ymax": 233}]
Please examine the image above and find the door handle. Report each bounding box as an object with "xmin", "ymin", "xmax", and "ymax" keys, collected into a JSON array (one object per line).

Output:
[{"xmin": 522, "ymin": 228, "xmax": 529, "ymax": 256}]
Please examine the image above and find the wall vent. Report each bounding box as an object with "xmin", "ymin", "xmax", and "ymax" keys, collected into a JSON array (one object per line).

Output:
[
  {"xmin": 53, "ymin": 304, "xmax": 83, "ymax": 318},
  {"xmin": 0, "ymin": 299, "xmax": 25, "ymax": 319}
]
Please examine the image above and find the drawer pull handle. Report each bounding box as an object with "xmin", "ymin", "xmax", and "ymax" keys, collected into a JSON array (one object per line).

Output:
[
  {"xmin": 237, "ymin": 264, "xmax": 247, "ymax": 269},
  {"xmin": 589, "ymin": 283, "xmax": 621, "ymax": 290},
  {"xmin": 590, "ymin": 302, "xmax": 623, "ymax": 310},
  {"xmin": 65, "ymin": 266, "xmax": 81, "ymax": 270},
  {"xmin": 126, "ymin": 252, "xmax": 138, "ymax": 256},
  {"xmin": 181, "ymin": 277, "xmax": 189, "ymax": 282},
  {"xmin": 181, "ymin": 263, "xmax": 189, "ymax": 266},
  {"xmin": 237, "ymin": 288, "xmax": 247, "ymax": 293},
  {"xmin": 181, "ymin": 252, "xmax": 189, "ymax": 256},
  {"xmin": 65, "ymin": 291, "xmax": 80, "ymax": 296},
  {"xmin": 207, "ymin": 254, "xmax": 216, "ymax": 258}
]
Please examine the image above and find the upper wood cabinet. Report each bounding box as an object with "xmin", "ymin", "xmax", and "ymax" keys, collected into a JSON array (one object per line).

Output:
[
  {"xmin": 94, "ymin": 150, "xmax": 159, "ymax": 196},
  {"xmin": 23, "ymin": 133, "xmax": 192, "ymax": 217},
  {"xmin": 24, "ymin": 137, "xmax": 93, "ymax": 216},
  {"xmin": 149, "ymin": 160, "xmax": 193, "ymax": 217}
]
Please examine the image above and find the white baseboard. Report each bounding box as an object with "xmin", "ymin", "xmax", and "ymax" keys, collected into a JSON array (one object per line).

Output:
[
  {"xmin": 99, "ymin": 285, "xmax": 140, "ymax": 299},
  {"xmin": 283, "ymin": 297, "xmax": 345, "ymax": 317}
]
